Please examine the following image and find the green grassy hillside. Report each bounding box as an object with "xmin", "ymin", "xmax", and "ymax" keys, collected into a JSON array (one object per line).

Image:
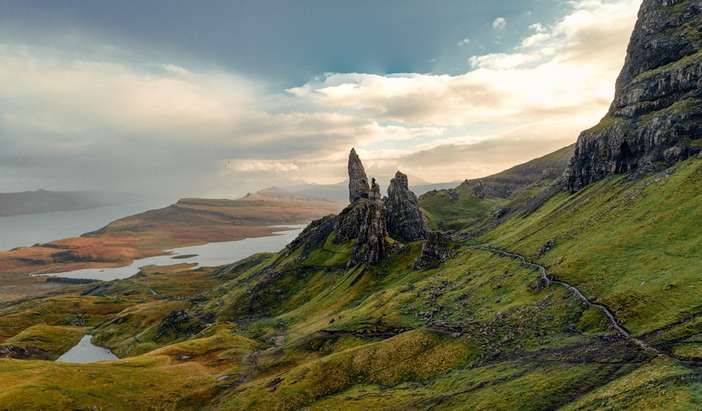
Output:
[
  {"xmin": 420, "ymin": 145, "xmax": 574, "ymax": 233},
  {"xmin": 1, "ymin": 156, "xmax": 701, "ymax": 409}
]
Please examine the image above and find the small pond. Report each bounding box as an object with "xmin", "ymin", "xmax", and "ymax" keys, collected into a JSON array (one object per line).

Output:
[{"xmin": 56, "ymin": 335, "xmax": 118, "ymax": 363}]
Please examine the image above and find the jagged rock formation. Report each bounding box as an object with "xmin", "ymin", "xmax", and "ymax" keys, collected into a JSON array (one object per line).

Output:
[
  {"xmin": 385, "ymin": 171, "xmax": 428, "ymax": 242},
  {"xmin": 414, "ymin": 231, "xmax": 456, "ymax": 270},
  {"xmin": 336, "ymin": 151, "xmax": 390, "ymax": 266},
  {"xmin": 350, "ymin": 179, "xmax": 388, "ymax": 266},
  {"xmin": 300, "ymin": 150, "xmax": 429, "ymax": 266},
  {"xmin": 348, "ymin": 148, "xmax": 370, "ymax": 203},
  {"xmin": 565, "ymin": 0, "xmax": 702, "ymax": 191}
]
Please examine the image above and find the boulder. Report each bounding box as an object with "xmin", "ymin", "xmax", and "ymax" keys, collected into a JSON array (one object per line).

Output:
[{"xmin": 414, "ymin": 231, "xmax": 456, "ymax": 270}]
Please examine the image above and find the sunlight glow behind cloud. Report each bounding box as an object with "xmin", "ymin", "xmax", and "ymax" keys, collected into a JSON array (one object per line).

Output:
[{"xmin": 0, "ymin": 0, "xmax": 642, "ymax": 197}]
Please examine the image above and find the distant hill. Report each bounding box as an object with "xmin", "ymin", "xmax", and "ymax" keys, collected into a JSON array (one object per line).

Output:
[
  {"xmin": 420, "ymin": 144, "xmax": 575, "ymax": 232},
  {"xmin": 0, "ymin": 190, "xmax": 131, "ymax": 217},
  {"xmin": 287, "ymin": 178, "xmax": 462, "ymax": 202},
  {"xmin": 88, "ymin": 188, "xmax": 343, "ymax": 238}
]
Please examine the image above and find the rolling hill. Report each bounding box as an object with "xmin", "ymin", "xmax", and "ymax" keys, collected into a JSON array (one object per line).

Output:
[{"xmin": 0, "ymin": 0, "xmax": 701, "ymax": 409}]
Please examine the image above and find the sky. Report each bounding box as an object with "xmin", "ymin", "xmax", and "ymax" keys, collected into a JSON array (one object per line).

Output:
[{"xmin": 0, "ymin": 0, "xmax": 642, "ymax": 198}]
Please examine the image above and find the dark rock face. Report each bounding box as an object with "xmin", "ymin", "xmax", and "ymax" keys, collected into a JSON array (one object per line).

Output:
[
  {"xmin": 336, "ymin": 150, "xmax": 392, "ymax": 266},
  {"xmin": 335, "ymin": 201, "xmax": 367, "ymax": 243},
  {"xmin": 350, "ymin": 179, "xmax": 388, "ymax": 266},
  {"xmin": 414, "ymin": 231, "xmax": 456, "ymax": 270},
  {"xmin": 385, "ymin": 171, "xmax": 428, "ymax": 242},
  {"xmin": 290, "ymin": 149, "xmax": 429, "ymax": 266},
  {"xmin": 348, "ymin": 148, "xmax": 370, "ymax": 203},
  {"xmin": 284, "ymin": 214, "xmax": 337, "ymax": 259},
  {"xmin": 565, "ymin": 0, "xmax": 702, "ymax": 192}
]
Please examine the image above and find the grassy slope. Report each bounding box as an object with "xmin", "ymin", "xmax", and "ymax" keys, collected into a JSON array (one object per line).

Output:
[
  {"xmin": 1, "ymin": 155, "xmax": 701, "ymax": 409},
  {"xmin": 0, "ymin": 231, "xmax": 636, "ymax": 410},
  {"xmin": 485, "ymin": 158, "xmax": 702, "ymax": 337},
  {"xmin": 420, "ymin": 145, "xmax": 574, "ymax": 233}
]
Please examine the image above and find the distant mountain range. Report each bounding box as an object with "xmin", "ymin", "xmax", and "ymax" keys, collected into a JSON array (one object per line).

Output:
[
  {"xmin": 0, "ymin": 190, "xmax": 133, "ymax": 217},
  {"xmin": 283, "ymin": 178, "xmax": 462, "ymax": 202}
]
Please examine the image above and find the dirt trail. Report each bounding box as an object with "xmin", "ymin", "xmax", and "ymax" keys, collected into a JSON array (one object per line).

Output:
[{"xmin": 472, "ymin": 245, "xmax": 662, "ymax": 356}]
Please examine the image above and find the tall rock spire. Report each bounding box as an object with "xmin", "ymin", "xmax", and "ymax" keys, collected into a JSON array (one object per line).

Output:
[
  {"xmin": 385, "ymin": 171, "xmax": 428, "ymax": 242},
  {"xmin": 348, "ymin": 148, "xmax": 370, "ymax": 203}
]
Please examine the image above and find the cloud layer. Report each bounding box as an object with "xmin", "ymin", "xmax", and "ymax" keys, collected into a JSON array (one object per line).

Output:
[{"xmin": 0, "ymin": 0, "xmax": 642, "ymax": 197}]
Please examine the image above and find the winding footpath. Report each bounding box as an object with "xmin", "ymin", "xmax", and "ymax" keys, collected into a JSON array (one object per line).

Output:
[{"xmin": 471, "ymin": 244, "xmax": 662, "ymax": 356}]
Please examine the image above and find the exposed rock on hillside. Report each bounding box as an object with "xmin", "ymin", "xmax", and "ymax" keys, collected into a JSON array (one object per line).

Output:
[
  {"xmin": 565, "ymin": 0, "xmax": 702, "ymax": 191},
  {"xmin": 414, "ymin": 231, "xmax": 456, "ymax": 270},
  {"xmin": 348, "ymin": 148, "xmax": 370, "ymax": 203},
  {"xmin": 350, "ymin": 179, "xmax": 388, "ymax": 266},
  {"xmin": 156, "ymin": 310, "xmax": 194, "ymax": 339},
  {"xmin": 297, "ymin": 149, "xmax": 429, "ymax": 266},
  {"xmin": 284, "ymin": 214, "xmax": 337, "ymax": 259},
  {"xmin": 385, "ymin": 171, "xmax": 428, "ymax": 242},
  {"xmin": 335, "ymin": 202, "xmax": 366, "ymax": 243}
]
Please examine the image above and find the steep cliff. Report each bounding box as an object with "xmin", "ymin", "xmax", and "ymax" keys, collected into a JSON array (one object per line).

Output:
[
  {"xmin": 565, "ymin": 0, "xmax": 702, "ymax": 191},
  {"xmin": 350, "ymin": 178, "xmax": 388, "ymax": 266}
]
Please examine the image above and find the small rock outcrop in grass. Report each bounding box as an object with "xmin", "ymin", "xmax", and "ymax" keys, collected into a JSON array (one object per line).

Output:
[{"xmin": 414, "ymin": 231, "xmax": 457, "ymax": 270}]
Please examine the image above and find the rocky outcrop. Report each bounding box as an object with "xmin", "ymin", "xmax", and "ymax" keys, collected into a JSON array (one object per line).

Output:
[
  {"xmin": 348, "ymin": 148, "xmax": 370, "ymax": 203},
  {"xmin": 565, "ymin": 0, "xmax": 702, "ymax": 192},
  {"xmin": 385, "ymin": 171, "xmax": 428, "ymax": 242},
  {"xmin": 156, "ymin": 310, "xmax": 193, "ymax": 339},
  {"xmin": 292, "ymin": 149, "xmax": 429, "ymax": 266},
  {"xmin": 414, "ymin": 231, "xmax": 456, "ymax": 270},
  {"xmin": 335, "ymin": 201, "xmax": 367, "ymax": 243},
  {"xmin": 350, "ymin": 179, "xmax": 388, "ymax": 266},
  {"xmin": 335, "ymin": 151, "xmax": 390, "ymax": 266},
  {"xmin": 284, "ymin": 214, "xmax": 337, "ymax": 259}
]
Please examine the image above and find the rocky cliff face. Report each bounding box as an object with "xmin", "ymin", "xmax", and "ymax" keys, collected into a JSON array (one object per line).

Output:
[
  {"xmin": 336, "ymin": 150, "xmax": 389, "ymax": 266},
  {"xmin": 565, "ymin": 0, "xmax": 702, "ymax": 192},
  {"xmin": 385, "ymin": 171, "xmax": 428, "ymax": 242},
  {"xmin": 350, "ymin": 179, "xmax": 388, "ymax": 266}
]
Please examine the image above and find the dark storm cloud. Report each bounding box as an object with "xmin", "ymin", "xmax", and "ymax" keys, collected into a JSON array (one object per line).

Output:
[{"xmin": 0, "ymin": 0, "xmax": 561, "ymax": 87}]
